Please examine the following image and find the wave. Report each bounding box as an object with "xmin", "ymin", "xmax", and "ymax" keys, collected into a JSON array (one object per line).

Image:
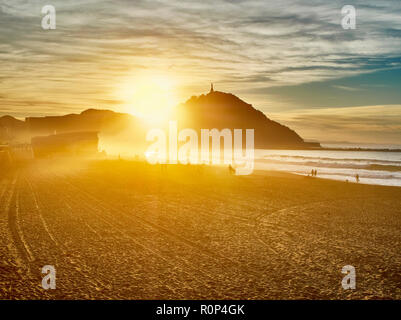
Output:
[
  {"xmin": 263, "ymin": 154, "xmax": 401, "ymax": 166},
  {"xmin": 294, "ymin": 170, "xmax": 397, "ymax": 180},
  {"xmin": 257, "ymin": 150, "xmax": 401, "ymax": 186},
  {"xmin": 258, "ymin": 159, "xmax": 401, "ymax": 172}
]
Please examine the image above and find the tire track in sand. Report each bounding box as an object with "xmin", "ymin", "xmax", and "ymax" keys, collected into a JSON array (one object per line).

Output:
[
  {"xmin": 39, "ymin": 169, "xmax": 262, "ymax": 298},
  {"xmin": 59, "ymin": 174, "xmax": 260, "ymax": 275},
  {"xmin": 26, "ymin": 170, "xmax": 216, "ymax": 296},
  {"xmin": 7, "ymin": 176, "xmax": 36, "ymax": 269},
  {"xmin": 23, "ymin": 173, "xmax": 115, "ymax": 298}
]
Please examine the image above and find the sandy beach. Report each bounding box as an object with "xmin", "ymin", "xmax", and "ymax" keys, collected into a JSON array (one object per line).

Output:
[{"xmin": 1, "ymin": 160, "xmax": 400, "ymax": 299}]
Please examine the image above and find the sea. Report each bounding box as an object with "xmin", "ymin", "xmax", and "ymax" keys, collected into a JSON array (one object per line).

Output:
[{"xmin": 255, "ymin": 143, "xmax": 401, "ymax": 187}]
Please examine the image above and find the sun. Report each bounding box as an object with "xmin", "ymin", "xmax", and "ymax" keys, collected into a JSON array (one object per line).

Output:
[{"xmin": 117, "ymin": 73, "xmax": 179, "ymax": 123}]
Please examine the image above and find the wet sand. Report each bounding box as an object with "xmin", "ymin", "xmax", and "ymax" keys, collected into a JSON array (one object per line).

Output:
[{"xmin": 1, "ymin": 160, "xmax": 400, "ymax": 299}]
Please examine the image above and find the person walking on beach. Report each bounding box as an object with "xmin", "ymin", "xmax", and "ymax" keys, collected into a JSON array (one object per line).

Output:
[
  {"xmin": 228, "ymin": 164, "xmax": 235, "ymax": 175},
  {"xmin": 355, "ymin": 174, "xmax": 360, "ymax": 183}
]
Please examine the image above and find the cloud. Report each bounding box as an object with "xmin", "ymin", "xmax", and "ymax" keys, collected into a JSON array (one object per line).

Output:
[
  {"xmin": 269, "ymin": 105, "xmax": 401, "ymax": 144},
  {"xmin": 0, "ymin": 0, "xmax": 400, "ymax": 143},
  {"xmin": 332, "ymin": 85, "xmax": 362, "ymax": 91}
]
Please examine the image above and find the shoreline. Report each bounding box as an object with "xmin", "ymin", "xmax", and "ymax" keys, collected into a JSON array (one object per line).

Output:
[
  {"xmin": 256, "ymin": 147, "xmax": 401, "ymax": 152},
  {"xmin": 253, "ymin": 169, "xmax": 401, "ymax": 189}
]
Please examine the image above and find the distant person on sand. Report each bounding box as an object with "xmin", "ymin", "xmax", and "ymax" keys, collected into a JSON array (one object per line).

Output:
[
  {"xmin": 228, "ymin": 164, "xmax": 235, "ymax": 175},
  {"xmin": 355, "ymin": 174, "xmax": 360, "ymax": 183},
  {"xmin": 197, "ymin": 165, "xmax": 204, "ymax": 176}
]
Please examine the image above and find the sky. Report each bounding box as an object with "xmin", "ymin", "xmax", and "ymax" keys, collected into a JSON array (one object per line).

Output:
[{"xmin": 0, "ymin": 0, "xmax": 401, "ymax": 144}]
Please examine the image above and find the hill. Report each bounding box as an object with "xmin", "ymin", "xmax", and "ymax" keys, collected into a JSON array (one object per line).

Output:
[
  {"xmin": 0, "ymin": 90, "xmax": 319, "ymax": 149},
  {"xmin": 174, "ymin": 90, "xmax": 316, "ymax": 149},
  {"xmin": 25, "ymin": 109, "xmax": 139, "ymax": 136},
  {"xmin": 0, "ymin": 115, "xmax": 29, "ymax": 143}
]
